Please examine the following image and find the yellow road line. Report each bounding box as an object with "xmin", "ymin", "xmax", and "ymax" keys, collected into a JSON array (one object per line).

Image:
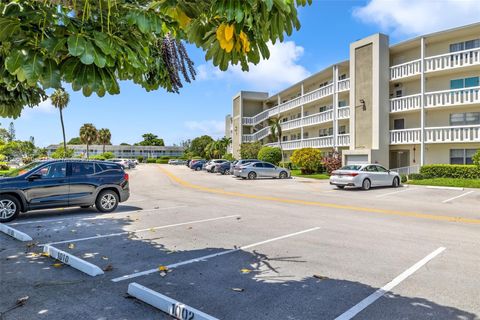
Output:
[{"xmin": 158, "ymin": 166, "xmax": 480, "ymax": 225}]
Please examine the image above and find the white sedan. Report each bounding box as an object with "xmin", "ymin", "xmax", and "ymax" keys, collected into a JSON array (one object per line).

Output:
[{"xmin": 330, "ymin": 164, "xmax": 401, "ymax": 190}]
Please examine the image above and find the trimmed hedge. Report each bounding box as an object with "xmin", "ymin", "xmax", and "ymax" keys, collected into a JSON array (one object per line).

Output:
[
  {"xmin": 420, "ymin": 164, "xmax": 480, "ymax": 179},
  {"xmin": 156, "ymin": 159, "xmax": 169, "ymax": 164},
  {"xmin": 146, "ymin": 158, "xmax": 157, "ymax": 163},
  {"xmin": 408, "ymin": 173, "xmax": 424, "ymax": 180},
  {"xmin": 400, "ymin": 174, "xmax": 407, "ymax": 183}
]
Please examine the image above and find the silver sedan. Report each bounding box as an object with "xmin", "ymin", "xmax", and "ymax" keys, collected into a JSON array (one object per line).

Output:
[
  {"xmin": 236, "ymin": 161, "xmax": 290, "ymax": 180},
  {"xmin": 329, "ymin": 164, "xmax": 401, "ymax": 190}
]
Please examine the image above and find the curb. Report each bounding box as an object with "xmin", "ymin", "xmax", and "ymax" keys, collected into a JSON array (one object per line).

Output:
[
  {"xmin": 0, "ymin": 223, "xmax": 33, "ymax": 241},
  {"xmin": 43, "ymin": 245, "xmax": 104, "ymax": 277}
]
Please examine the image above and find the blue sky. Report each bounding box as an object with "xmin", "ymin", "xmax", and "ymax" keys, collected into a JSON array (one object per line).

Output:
[{"xmin": 4, "ymin": 0, "xmax": 480, "ymax": 147}]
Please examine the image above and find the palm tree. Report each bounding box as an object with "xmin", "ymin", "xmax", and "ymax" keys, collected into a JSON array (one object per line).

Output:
[
  {"xmin": 97, "ymin": 128, "xmax": 112, "ymax": 153},
  {"xmin": 269, "ymin": 117, "xmax": 284, "ymax": 166},
  {"xmin": 50, "ymin": 88, "xmax": 70, "ymax": 157},
  {"xmin": 219, "ymin": 136, "xmax": 232, "ymax": 155},
  {"xmin": 79, "ymin": 123, "xmax": 98, "ymax": 159}
]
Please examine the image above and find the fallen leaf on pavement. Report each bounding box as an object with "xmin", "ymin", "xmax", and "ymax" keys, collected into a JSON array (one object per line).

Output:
[
  {"xmin": 158, "ymin": 266, "xmax": 168, "ymax": 271},
  {"xmin": 26, "ymin": 242, "xmax": 38, "ymax": 248},
  {"xmin": 240, "ymin": 268, "xmax": 252, "ymax": 274},
  {"xmin": 68, "ymin": 243, "xmax": 75, "ymax": 249},
  {"xmin": 149, "ymin": 228, "xmax": 156, "ymax": 232},
  {"xmin": 16, "ymin": 296, "xmax": 29, "ymax": 306},
  {"xmin": 313, "ymin": 274, "xmax": 328, "ymax": 280},
  {"xmin": 53, "ymin": 263, "xmax": 63, "ymax": 268},
  {"xmin": 103, "ymin": 264, "xmax": 113, "ymax": 272},
  {"xmin": 41, "ymin": 252, "xmax": 50, "ymax": 257},
  {"xmin": 232, "ymin": 288, "xmax": 244, "ymax": 292}
]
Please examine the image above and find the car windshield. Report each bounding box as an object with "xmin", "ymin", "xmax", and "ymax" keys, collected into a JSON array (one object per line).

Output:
[
  {"xmin": 339, "ymin": 165, "xmax": 363, "ymax": 171},
  {"xmin": 4, "ymin": 161, "xmax": 46, "ymax": 177}
]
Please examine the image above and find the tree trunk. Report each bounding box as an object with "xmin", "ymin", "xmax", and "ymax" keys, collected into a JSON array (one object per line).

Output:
[
  {"xmin": 103, "ymin": 144, "xmax": 105, "ymax": 153},
  {"xmin": 59, "ymin": 108, "xmax": 67, "ymax": 158},
  {"xmin": 278, "ymin": 135, "xmax": 285, "ymax": 167},
  {"xmin": 86, "ymin": 144, "xmax": 89, "ymax": 159}
]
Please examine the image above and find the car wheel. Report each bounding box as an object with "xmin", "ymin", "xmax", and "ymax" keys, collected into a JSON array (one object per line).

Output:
[
  {"xmin": 225, "ymin": 169, "xmax": 230, "ymax": 175},
  {"xmin": 195, "ymin": 167, "xmax": 201, "ymax": 171},
  {"xmin": 392, "ymin": 177, "xmax": 400, "ymax": 188},
  {"xmin": 95, "ymin": 190, "xmax": 119, "ymax": 213},
  {"xmin": 248, "ymin": 171, "xmax": 257, "ymax": 180},
  {"xmin": 279, "ymin": 171, "xmax": 288, "ymax": 179},
  {"xmin": 362, "ymin": 178, "xmax": 371, "ymax": 190},
  {"xmin": 0, "ymin": 195, "xmax": 20, "ymax": 223},
  {"xmin": 336, "ymin": 185, "xmax": 345, "ymax": 189}
]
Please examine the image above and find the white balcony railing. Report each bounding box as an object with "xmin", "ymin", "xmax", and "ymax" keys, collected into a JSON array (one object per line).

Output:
[
  {"xmin": 390, "ymin": 128, "xmax": 421, "ymax": 144},
  {"xmin": 281, "ymin": 118, "xmax": 302, "ymax": 131},
  {"xmin": 425, "ymin": 125, "xmax": 480, "ymax": 143},
  {"xmin": 337, "ymin": 79, "xmax": 350, "ymax": 92},
  {"xmin": 337, "ymin": 134, "xmax": 350, "ymax": 146},
  {"xmin": 425, "ymin": 87, "xmax": 480, "ymax": 108},
  {"xmin": 390, "ymin": 59, "xmax": 421, "ymax": 81},
  {"xmin": 303, "ymin": 110, "xmax": 333, "ymax": 127},
  {"xmin": 242, "ymin": 126, "xmax": 271, "ymax": 142},
  {"xmin": 390, "ymin": 93, "xmax": 422, "ymax": 112},
  {"xmin": 303, "ymin": 84, "xmax": 334, "ymax": 105},
  {"xmin": 242, "ymin": 80, "xmax": 349, "ymax": 126},
  {"xmin": 337, "ymin": 106, "xmax": 350, "ymax": 119},
  {"xmin": 425, "ymin": 47, "xmax": 480, "ymax": 72},
  {"xmin": 265, "ymin": 134, "xmax": 350, "ymax": 151},
  {"xmin": 390, "ymin": 125, "xmax": 480, "ymax": 144}
]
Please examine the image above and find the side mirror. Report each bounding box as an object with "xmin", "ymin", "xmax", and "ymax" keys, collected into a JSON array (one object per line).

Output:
[{"xmin": 27, "ymin": 173, "xmax": 42, "ymax": 181}]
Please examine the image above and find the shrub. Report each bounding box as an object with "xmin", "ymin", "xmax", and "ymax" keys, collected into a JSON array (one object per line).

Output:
[
  {"xmin": 420, "ymin": 164, "xmax": 480, "ymax": 179},
  {"xmin": 156, "ymin": 159, "xmax": 169, "ymax": 164},
  {"xmin": 279, "ymin": 161, "xmax": 297, "ymax": 170},
  {"xmin": 473, "ymin": 150, "xmax": 480, "ymax": 166},
  {"xmin": 0, "ymin": 162, "xmax": 9, "ymax": 170},
  {"xmin": 257, "ymin": 146, "xmax": 282, "ymax": 165},
  {"xmin": 400, "ymin": 174, "xmax": 407, "ymax": 183},
  {"xmin": 290, "ymin": 148, "xmax": 323, "ymax": 174},
  {"xmin": 240, "ymin": 142, "xmax": 262, "ymax": 159},
  {"xmin": 161, "ymin": 156, "xmax": 171, "ymax": 160},
  {"xmin": 408, "ymin": 173, "xmax": 424, "ymax": 180},
  {"xmin": 90, "ymin": 155, "xmax": 106, "ymax": 160},
  {"xmin": 51, "ymin": 147, "xmax": 75, "ymax": 159},
  {"xmin": 22, "ymin": 157, "xmax": 33, "ymax": 164},
  {"xmin": 136, "ymin": 156, "xmax": 144, "ymax": 163},
  {"xmin": 192, "ymin": 156, "xmax": 202, "ymax": 160},
  {"xmin": 101, "ymin": 152, "xmax": 115, "ymax": 159},
  {"xmin": 223, "ymin": 153, "xmax": 235, "ymax": 161},
  {"xmin": 146, "ymin": 158, "xmax": 157, "ymax": 163},
  {"xmin": 322, "ymin": 150, "xmax": 342, "ymax": 175}
]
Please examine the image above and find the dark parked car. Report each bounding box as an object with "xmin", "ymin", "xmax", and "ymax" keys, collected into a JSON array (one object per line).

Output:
[
  {"xmin": 190, "ymin": 160, "xmax": 207, "ymax": 171},
  {"xmin": 215, "ymin": 161, "xmax": 232, "ymax": 175},
  {"xmin": 0, "ymin": 160, "xmax": 130, "ymax": 222}
]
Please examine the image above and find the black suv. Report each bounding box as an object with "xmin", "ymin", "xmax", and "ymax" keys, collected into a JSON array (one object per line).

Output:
[{"xmin": 0, "ymin": 160, "xmax": 130, "ymax": 222}]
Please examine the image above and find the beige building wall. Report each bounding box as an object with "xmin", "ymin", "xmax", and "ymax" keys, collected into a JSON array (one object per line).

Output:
[
  {"xmin": 390, "ymin": 112, "xmax": 421, "ymax": 129},
  {"xmin": 426, "ymin": 70, "xmax": 480, "ymax": 92},
  {"xmin": 425, "ymin": 143, "xmax": 480, "ymax": 164}
]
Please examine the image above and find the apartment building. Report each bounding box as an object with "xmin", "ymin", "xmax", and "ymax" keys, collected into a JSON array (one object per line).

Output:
[
  {"xmin": 46, "ymin": 144, "xmax": 185, "ymax": 159},
  {"xmin": 226, "ymin": 23, "xmax": 480, "ymax": 169}
]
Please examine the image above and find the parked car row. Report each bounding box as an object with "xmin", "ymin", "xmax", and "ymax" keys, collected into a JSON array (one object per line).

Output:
[
  {"xmin": 168, "ymin": 159, "xmax": 188, "ymax": 165},
  {"xmin": 186, "ymin": 158, "xmax": 291, "ymax": 180},
  {"xmin": 110, "ymin": 158, "xmax": 137, "ymax": 170}
]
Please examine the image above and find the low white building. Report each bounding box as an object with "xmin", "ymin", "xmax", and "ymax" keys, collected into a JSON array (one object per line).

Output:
[{"xmin": 46, "ymin": 144, "xmax": 185, "ymax": 159}]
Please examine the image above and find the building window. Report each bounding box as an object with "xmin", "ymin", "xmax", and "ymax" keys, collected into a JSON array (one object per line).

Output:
[
  {"xmin": 282, "ymin": 117, "xmax": 288, "ymax": 122},
  {"xmin": 338, "ymin": 100, "xmax": 347, "ymax": 108},
  {"xmin": 304, "ymin": 111, "xmax": 309, "ymax": 116},
  {"xmin": 450, "ymin": 112, "xmax": 480, "ymax": 126},
  {"xmin": 297, "ymin": 133, "xmax": 301, "ymax": 140},
  {"xmin": 395, "ymin": 89, "xmax": 403, "ymax": 98},
  {"xmin": 290, "ymin": 134, "xmax": 296, "ymax": 140},
  {"xmin": 450, "ymin": 77, "xmax": 479, "ymax": 89},
  {"xmin": 450, "ymin": 39, "xmax": 480, "ymax": 52},
  {"xmin": 450, "ymin": 149, "xmax": 477, "ymax": 164},
  {"xmin": 319, "ymin": 105, "xmax": 332, "ymax": 113},
  {"xmin": 338, "ymin": 125, "xmax": 346, "ymax": 134},
  {"xmin": 393, "ymin": 119, "xmax": 405, "ymax": 130},
  {"xmin": 338, "ymin": 74, "xmax": 347, "ymax": 80},
  {"xmin": 282, "ymin": 136, "xmax": 288, "ymax": 142},
  {"xmin": 303, "ymin": 132, "xmax": 309, "ymax": 139}
]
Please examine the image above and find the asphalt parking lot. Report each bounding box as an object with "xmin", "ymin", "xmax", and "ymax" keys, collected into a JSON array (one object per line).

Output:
[{"xmin": 1, "ymin": 164, "xmax": 479, "ymax": 320}]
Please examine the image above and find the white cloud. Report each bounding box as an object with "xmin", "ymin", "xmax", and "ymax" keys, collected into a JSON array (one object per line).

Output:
[
  {"xmin": 353, "ymin": 0, "xmax": 480, "ymax": 36},
  {"xmin": 184, "ymin": 120, "xmax": 225, "ymax": 138},
  {"xmin": 197, "ymin": 41, "xmax": 310, "ymax": 92},
  {"xmin": 21, "ymin": 98, "xmax": 56, "ymax": 118}
]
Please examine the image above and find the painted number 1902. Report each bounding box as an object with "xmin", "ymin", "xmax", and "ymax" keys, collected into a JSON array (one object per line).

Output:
[{"xmin": 169, "ymin": 303, "xmax": 195, "ymax": 320}]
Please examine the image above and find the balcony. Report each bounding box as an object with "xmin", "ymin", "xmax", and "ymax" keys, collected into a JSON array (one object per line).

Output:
[
  {"xmin": 390, "ymin": 93, "xmax": 421, "ymax": 112},
  {"xmin": 303, "ymin": 83, "xmax": 334, "ymax": 105},
  {"xmin": 242, "ymin": 126, "xmax": 271, "ymax": 142},
  {"xmin": 266, "ymin": 134, "xmax": 350, "ymax": 150},
  {"xmin": 425, "ymin": 47, "xmax": 480, "ymax": 73},
  {"xmin": 389, "ymin": 125, "xmax": 480, "ymax": 144},
  {"xmin": 390, "ymin": 59, "xmax": 421, "ymax": 81},
  {"xmin": 425, "ymin": 87, "xmax": 480, "ymax": 108},
  {"xmin": 337, "ymin": 106, "xmax": 350, "ymax": 119},
  {"xmin": 337, "ymin": 79, "xmax": 350, "ymax": 92}
]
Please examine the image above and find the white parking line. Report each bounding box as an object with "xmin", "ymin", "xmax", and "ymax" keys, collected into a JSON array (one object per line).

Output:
[
  {"xmin": 112, "ymin": 227, "xmax": 320, "ymax": 282},
  {"xmin": 376, "ymin": 188, "xmax": 412, "ymax": 198},
  {"xmin": 442, "ymin": 191, "xmax": 474, "ymax": 203},
  {"xmin": 43, "ymin": 245, "xmax": 104, "ymax": 277},
  {"xmin": 0, "ymin": 223, "xmax": 33, "ymax": 241},
  {"xmin": 8, "ymin": 206, "xmax": 188, "ymax": 226},
  {"xmin": 335, "ymin": 247, "xmax": 446, "ymax": 320},
  {"xmin": 128, "ymin": 283, "xmax": 219, "ymax": 320},
  {"xmin": 40, "ymin": 215, "xmax": 241, "ymax": 246}
]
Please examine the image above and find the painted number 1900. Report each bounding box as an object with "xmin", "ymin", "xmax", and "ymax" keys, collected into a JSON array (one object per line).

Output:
[{"xmin": 169, "ymin": 303, "xmax": 195, "ymax": 320}]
